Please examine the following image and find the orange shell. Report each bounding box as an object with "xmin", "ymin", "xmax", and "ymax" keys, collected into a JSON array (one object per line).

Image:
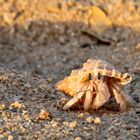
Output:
[{"xmin": 55, "ymin": 70, "xmax": 89, "ymax": 96}]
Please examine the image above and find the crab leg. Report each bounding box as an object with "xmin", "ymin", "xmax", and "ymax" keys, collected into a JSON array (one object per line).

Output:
[
  {"xmin": 111, "ymin": 83, "xmax": 132, "ymax": 111},
  {"xmin": 63, "ymin": 83, "xmax": 89, "ymax": 110},
  {"xmin": 111, "ymin": 86, "xmax": 127, "ymax": 111},
  {"xmin": 84, "ymin": 80, "xmax": 96, "ymax": 110},
  {"xmin": 91, "ymin": 79, "xmax": 110, "ymax": 110}
]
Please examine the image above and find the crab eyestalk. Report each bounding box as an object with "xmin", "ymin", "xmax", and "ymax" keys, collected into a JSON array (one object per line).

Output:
[{"xmin": 121, "ymin": 73, "xmax": 132, "ymax": 85}]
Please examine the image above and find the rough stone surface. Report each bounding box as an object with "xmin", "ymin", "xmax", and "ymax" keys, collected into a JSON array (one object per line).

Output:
[{"xmin": 0, "ymin": 0, "xmax": 140, "ymax": 139}]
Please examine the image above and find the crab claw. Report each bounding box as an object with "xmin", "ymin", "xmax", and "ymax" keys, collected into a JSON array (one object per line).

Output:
[{"xmin": 91, "ymin": 79, "xmax": 110, "ymax": 110}]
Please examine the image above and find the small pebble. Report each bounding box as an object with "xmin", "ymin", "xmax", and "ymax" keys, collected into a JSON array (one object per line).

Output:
[
  {"xmin": 3, "ymin": 132, "xmax": 8, "ymax": 138},
  {"xmin": 2, "ymin": 111, "xmax": 8, "ymax": 118},
  {"xmin": 75, "ymin": 136, "xmax": 82, "ymax": 140},
  {"xmin": 9, "ymin": 102, "xmax": 25, "ymax": 110},
  {"xmin": 0, "ymin": 104, "xmax": 5, "ymax": 110},
  {"xmin": 21, "ymin": 127, "xmax": 26, "ymax": 134},
  {"xmin": 135, "ymin": 43, "xmax": 140, "ymax": 50},
  {"xmin": 77, "ymin": 113, "xmax": 84, "ymax": 119},
  {"xmin": 45, "ymin": 124, "xmax": 51, "ymax": 129},
  {"xmin": 0, "ymin": 75, "xmax": 8, "ymax": 81},
  {"xmin": 83, "ymin": 126, "xmax": 89, "ymax": 130},
  {"xmin": 8, "ymin": 135, "xmax": 14, "ymax": 140},
  {"xmin": 107, "ymin": 135, "xmax": 116, "ymax": 140},
  {"xmin": 69, "ymin": 121, "xmax": 77, "ymax": 128},
  {"xmin": 52, "ymin": 122, "xmax": 58, "ymax": 128},
  {"xmin": 38, "ymin": 109, "xmax": 50, "ymax": 120},
  {"xmin": 0, "ymin": 135, "xmax": 4, "ymax": 139},
  {"xmin": 94, "ymin": 117, "xmax": 101, "ymax": 125},
  {"xmin": 23, "ymin": 114, "xmax": 31, "ymax": 121},
  {"xmin": 86, "ymin": 116, "xmax": 94, "ymax": 123},
  {"xmin": 63, "ymin": 121, "xmax": 69, "ymax": 127},
  {"xmin": 47, "ymin": 77, "xmax": 53, "ymax": 82}
]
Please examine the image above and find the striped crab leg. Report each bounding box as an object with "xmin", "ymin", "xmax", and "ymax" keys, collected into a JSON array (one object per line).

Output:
[
  {"xmin": 63, "ymin": 82, "xmax": 89, "ymax": 110},
  {"xmin": 83, "ymin": 80, "xmax": 96, "ymax": 110},
  {"xmin": 111, "ymin": 83, "xmax": 132, "ymax": 111},
  {"xmin": 91, "ymin": 77, "xmax": 110, "ymax": 110}
]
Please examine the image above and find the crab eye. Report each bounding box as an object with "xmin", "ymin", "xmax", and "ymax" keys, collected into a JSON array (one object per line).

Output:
[
  {"xmin": 97, "ymin": 73, "xmax": 101, "ymax": 80},
  {"xmin": 126, "ymin": 75, "xmax": 130, "ymax": 79},
  {"xmin": 124, "ymin": 74, "xmax": 130, "ymax": 79},
  {"xmin": 88, "ymin": 73, "xmax": 92, "ymax": 80},
  {"xmin": 123, "ymin": 73, "xmax": 132, "ymax": 83},
  {"xmin": 125, "ymin": 75, "xmax": 132, "ymax": 81}
]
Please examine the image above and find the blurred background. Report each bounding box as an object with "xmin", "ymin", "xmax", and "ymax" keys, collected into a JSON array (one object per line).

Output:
[{"xmin": 0, "ymin": 0, "xmax": 140, "ymax": 77}]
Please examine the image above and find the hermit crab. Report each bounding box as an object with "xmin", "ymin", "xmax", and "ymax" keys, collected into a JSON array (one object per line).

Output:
[{"xmin": 55, "ymin": 58, "xmax": 132, "ymax": 111}]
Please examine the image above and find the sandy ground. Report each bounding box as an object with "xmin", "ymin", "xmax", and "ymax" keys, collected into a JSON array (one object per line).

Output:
[{"xmin": 0, "ymin": 0, "xmax": 140, "ymax": 139}]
